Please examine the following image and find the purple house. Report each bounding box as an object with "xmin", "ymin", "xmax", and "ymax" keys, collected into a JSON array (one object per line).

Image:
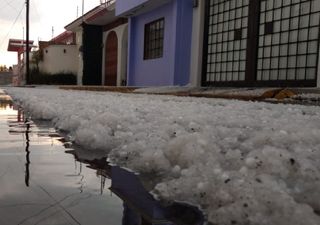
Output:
[
  {"xmin": 116, "ymin": 0, "xmax": 320, "ymax": 88},
  {"xmin": 116, "ymin": 0, "xmax": 194, "ymax": 86}
]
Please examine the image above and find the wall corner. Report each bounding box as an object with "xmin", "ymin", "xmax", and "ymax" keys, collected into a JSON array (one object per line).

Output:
[
  {"xmin": 317, "ymin": 42, "xmax": 320, "ymax": 87},
  {"xmin": 189, "ymin": 0, "xmax": 205, "ymax": 87}
]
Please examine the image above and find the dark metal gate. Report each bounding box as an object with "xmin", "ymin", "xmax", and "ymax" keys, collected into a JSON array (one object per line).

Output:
[
  {"xmin": 202, "ymin": 0, "xmax": 320, "ymax": 87},
  {"xmin": 82, "ymin": 23, "xmax": 103, "ymax": 86}
]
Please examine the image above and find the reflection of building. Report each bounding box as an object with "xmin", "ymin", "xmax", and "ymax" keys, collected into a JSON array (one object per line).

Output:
[
  {"xmin": 65, "ymin": 148, "xmax": 204, "ymax": 225},
  {"xmin": 7, "ymin": 39, "xmax": 36, "ymax": 86},
  {"xmin": 0, "ymin": 103, "xmax": 8, "ymax": 110}
]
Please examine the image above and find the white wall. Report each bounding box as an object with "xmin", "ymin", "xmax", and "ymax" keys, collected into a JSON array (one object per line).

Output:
[
  {"xmin": 102, "ymin": 23, "xmax": 128, "ymax": 86},
  {"xmin": 317, "ymin": 43, "xmax": 320, "ymax": 87},
  {"xmin": 40, "ymin": 45, "xmax": 78, "ymax": 75},
  {"xmin": 189, "ymin": 0, "xmax": 205, "ymax": 87},
  {"xmin": 75, "ymin": 29, "xmax": 83, "ymax": 85}
]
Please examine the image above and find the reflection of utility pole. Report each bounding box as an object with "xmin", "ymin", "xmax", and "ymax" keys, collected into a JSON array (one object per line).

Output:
[
  {"xmin": 25, "ymin": 0, "xmax": 30, "ymax": 84},
  {"xmin": 25, "ymin": 119, "xmax": 31, "ymax": 187},
  {"xmin": 100, "ymin": 175, "xmax": 106, "ymax": 195}
]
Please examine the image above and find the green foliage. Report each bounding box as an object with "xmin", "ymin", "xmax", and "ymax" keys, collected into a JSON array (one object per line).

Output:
[
  {"xmin": 30, "ymin": 69, "xmax": 77, "ymax": 85},
  {"xmin": 31, "ymin": 50, "xmax": 43, "ymax": 71}
]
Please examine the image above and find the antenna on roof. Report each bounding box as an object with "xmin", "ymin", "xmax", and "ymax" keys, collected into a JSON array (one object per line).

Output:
[
  {"xmin": 52, "ymin": 26, "xmax": 54, "ymax": 39},
  {"xmin": 77, "ymin": 5, "xmax": 79, "ymax": 18},
  {"xmin": 82, "ymin": 0, "xmax": 84, "ymax": 19},
  {"xmin": 101, "ymin": 0, "xmax": 115, "ymax": 7}
]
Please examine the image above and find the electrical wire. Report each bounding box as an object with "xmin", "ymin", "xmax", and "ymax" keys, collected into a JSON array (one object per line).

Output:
[
  {"xmin": 0, "ymin": 0, "xmax": 20, "ymax": 13},
  {"xmin": 0, "ymin": 2, "xmax": 25, "ymax": 49},
  {"xmin": 31, "ymin": 0, "xmax": 44, "ymax": 30}
]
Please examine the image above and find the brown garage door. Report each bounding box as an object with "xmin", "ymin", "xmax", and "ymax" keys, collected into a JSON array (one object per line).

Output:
[{"xmin": 105, "ymin": 31, "xmax": 118, "ymax": 86}]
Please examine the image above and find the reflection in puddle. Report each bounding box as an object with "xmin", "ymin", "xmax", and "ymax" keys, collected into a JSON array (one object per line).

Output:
[
  {"xmin": 66, "ymin": 149, "xmax": 205, "ymax": 225},
  {"xmin": 0, "ymin": 96, "xmax": 205, "ymax": 225},
  {"xmin": 25, "ymin": 118, "xmax": 30, "ymax": 187}
]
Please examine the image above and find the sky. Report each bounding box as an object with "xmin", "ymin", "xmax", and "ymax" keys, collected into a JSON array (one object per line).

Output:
[{"xmin": 0, "ymin": 0, "xmax": 100, "ymax": 67}]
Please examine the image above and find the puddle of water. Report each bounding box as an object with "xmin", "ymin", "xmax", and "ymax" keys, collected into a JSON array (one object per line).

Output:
[
  {"xmin": 0, "ymin": 99, "xmax": 123, "ymax": 225},
  {"xmin": 0, "ymin": 93, "xmax": 205, "ymax": 225}
]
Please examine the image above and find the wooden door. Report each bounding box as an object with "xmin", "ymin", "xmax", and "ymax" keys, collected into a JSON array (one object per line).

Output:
[{"xmin": 105, "ymin": 31, "xmax": 118, "ymax": 86}]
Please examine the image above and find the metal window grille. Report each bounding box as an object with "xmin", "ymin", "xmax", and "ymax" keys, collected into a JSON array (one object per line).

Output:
[
  {"xmin": 257, "ymin": 0, "xmax": 320, "ymax": 82},
  {"xmin": 204, "ymin": 0, "xmax": 250, "ymax": 83},
  {"xmin": 144, "ymin": 18, "xmax": 165, "ymax": 60},
  {"xmin": 202, "ymin": 0, "xmax": 320, "ymax": 87}
]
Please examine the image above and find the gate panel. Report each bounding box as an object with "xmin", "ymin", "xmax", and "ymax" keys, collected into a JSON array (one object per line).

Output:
[
  {"xmin": 257, "ymin": 0, "xmax": 320, "ymax": 82},
  {"xmin": 202, "ymin": 0, "xmax": 320, "ymax": 87},
  {"xmin": 203, "ymin": 0, "xmax": 250, "ymax": 83}
]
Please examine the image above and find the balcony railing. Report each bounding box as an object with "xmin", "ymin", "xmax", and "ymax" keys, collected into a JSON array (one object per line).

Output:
[{"xmin": 100, "ymin": 0, "xmax": 116, "ymax": 6}]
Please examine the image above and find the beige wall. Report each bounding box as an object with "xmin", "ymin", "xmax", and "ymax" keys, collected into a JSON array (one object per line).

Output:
[{"xmin": 40, "ymin": 45, "xmax": 78, "ymax": 75}]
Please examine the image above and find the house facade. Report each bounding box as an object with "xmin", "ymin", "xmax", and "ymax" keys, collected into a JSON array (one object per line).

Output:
[
  {"xmin": 65, "ymin": 1, "xmax": 128, "ymax": 86},
  {"xmin": 116, "ymin": 0, "xmax": 194, "ymax": 86},
  {"xmin": 7, "ymin": 39, "xmax": 36, "ymax": 86},
  {"xmin": 38, "ymin": 31, "xmax": 78, "ymax": 75},
  {"xmin": 117, "ymin": 0, "xmax": 320, "ymax": 88}
]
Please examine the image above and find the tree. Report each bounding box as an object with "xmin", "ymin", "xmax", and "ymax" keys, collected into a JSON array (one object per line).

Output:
[
  {"xmin": 31, "ymin": 50, "xmax": 43, "ymax": 72},
  {"xmin": 0, "ymin": 65, "xmax": 8, "ymax": 72}
]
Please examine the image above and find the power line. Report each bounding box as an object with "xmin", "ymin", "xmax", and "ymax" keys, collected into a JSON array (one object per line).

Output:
[
  {"xmin": 0, "ymin": 2, "xmax": 25, "ymax": 49},
  {"xmin": 31, "ymin": 0, "xmax": 41, "ymax": 22},
  {"xmin": 31, "ymin": 0, "xmax": 44, "ymax": 31},
  {"xmin": 0, "ymin": 0, "xmax": 20, "ymax": 13}
]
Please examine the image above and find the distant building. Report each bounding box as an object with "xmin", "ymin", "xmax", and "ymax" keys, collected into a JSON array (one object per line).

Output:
[
  {"xmin": 65, "ymin": 1, "xmax": 128, "ymax": 86},
  {"xmin": 37, "ymin": 31, "xmax": 78, "ymax": 75},
  {"xmin": 7, "ymin": 39, "xmax": 36, "ymax": 86}
]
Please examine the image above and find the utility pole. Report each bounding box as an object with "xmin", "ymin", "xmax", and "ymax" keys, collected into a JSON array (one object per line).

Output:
[{"xmin": 26, "ymin": 0, "xmax": 30, "ymax": 84}]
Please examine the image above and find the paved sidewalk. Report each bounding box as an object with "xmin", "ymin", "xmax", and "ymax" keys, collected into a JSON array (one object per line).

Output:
[{"xmin": 58, "ymin": 85, "xmax": 320, "ymax": 105}]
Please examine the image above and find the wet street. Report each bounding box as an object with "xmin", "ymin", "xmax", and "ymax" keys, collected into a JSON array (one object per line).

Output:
[
  {"xmin": 0, "ymin": 94, "xmax": 124, "ymax": 224},
  {"xmin": 0, "ymin": 90, "xmax": 205, "ymax": 225}
]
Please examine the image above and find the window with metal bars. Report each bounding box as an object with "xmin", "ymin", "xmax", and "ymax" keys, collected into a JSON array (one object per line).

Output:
[
  {"xmin": 257, "ymin": 0, "xmax": 320, "ymax": 81},
  {"xmin": 144, "ymin": 18, "xmax": 165, "ymax": 60},
  {"xmin": 204, "ymin": 0, "xmax": 250, "ymax": 83}
]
